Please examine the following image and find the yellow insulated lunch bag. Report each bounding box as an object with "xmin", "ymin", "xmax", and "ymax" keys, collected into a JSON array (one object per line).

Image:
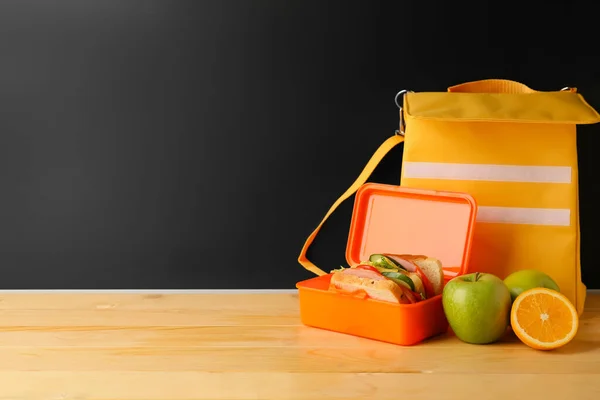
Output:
[{"xmin": 298, "ymin": 79, "xmax": 600, "ymax": 315}]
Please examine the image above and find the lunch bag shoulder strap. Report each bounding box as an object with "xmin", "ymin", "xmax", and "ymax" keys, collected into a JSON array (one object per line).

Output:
[
  {"xmin": 298, "ymin": 134, "xmax": 405, "ymax": 276},
  {"xmin": 447, "ymin": 78, "xmax": 578, "ymax": 94}
]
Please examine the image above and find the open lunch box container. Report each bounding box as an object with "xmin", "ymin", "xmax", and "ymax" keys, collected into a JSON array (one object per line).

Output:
[{"xmin": 296, "ymin": 183, "xmax": 478, "ymax": 346}]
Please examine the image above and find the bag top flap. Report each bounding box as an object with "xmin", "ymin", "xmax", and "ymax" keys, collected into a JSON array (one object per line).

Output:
[{"xmin": 403, "ymin": 91, "xmax": 600, "ymax": 125}]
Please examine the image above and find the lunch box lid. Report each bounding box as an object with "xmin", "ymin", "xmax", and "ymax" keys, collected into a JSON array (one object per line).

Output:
[{"xmin": 345, "ymin": 183, "xmax": 478, "ymax": 281}]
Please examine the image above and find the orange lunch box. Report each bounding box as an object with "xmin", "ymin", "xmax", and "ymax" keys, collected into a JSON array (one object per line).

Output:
[{"xmin": 296, "ymin": 183, "xmax": 478, "ymax": 345}]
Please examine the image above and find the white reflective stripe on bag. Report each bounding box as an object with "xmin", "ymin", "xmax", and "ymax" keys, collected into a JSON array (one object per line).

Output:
[{"xmin": 402, "ymin": 162, "xmax": 572, "ymax": 184}]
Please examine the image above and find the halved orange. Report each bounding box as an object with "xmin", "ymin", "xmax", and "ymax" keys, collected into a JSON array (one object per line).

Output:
[{"xmin": 510, "ymin": 287, "xmax": 579, "ymax": 350}]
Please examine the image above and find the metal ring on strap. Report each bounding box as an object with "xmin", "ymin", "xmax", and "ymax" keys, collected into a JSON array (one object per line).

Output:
[
  {"xmin": 394, "ymin": 89, "xmax": 413, "ymax": 135},
  {"xmin": 394, "ymin": 89, "xmax": 411, "ymax": 109}
]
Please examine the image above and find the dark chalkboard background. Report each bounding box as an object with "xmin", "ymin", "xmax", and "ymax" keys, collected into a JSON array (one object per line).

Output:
[{"xmin": 0, "ymin": 1, "xmax": 598, "ymax": 289}]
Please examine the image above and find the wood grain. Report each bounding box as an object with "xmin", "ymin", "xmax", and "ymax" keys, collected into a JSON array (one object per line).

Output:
[
  {"xmin": 0, "ymin": 292, "xmax": 596, "ymax": 399},
  {"xmin": 0, "ymin": 293, "xmax": 301, "ymax": 326},
  {"xmin": 0, "ymin": 372, "xmax": 597, "ymax": 400}
]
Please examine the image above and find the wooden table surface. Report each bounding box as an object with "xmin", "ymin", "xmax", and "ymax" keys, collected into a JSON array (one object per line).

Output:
[{"xmin": 0, "ymin": 291, "xmax": 598, "ymax": 399}]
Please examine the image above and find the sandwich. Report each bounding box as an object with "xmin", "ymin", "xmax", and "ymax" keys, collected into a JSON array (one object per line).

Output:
[{"xmin": 328, "ymin": 253, "xmax": 445, "ymax": 304}]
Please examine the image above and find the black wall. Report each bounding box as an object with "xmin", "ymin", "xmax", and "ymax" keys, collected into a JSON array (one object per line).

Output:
[{"xmin": 0, "ymin": 1, "xmax": 598, "ymax": 289}]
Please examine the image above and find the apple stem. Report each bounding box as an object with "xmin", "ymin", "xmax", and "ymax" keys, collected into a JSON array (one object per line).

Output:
[{"xmin": 474, "ymin": 272, "xmax": 481, "ymax": 282}]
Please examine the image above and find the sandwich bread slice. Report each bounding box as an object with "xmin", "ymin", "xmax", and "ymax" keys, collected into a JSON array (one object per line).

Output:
[
  {"xmin": 394, "ymin": 255, "xmax": 445, "ymax": 296},
  {"xmin": 329, "ymin": 268, "xmax": 406, "ymax": 303},
  {"xmin": 328, "ymin": 253, "xmax": 445, "ymax": 304}
]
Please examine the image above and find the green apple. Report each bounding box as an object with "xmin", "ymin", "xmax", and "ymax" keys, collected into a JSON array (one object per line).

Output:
[
  {"xmin": 504, "ymin": 269, "xmax": 560, "ymax": 302},
  {"xmin": 442, "ymin": 272, "xmax": 512, "ymax": 345}
]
